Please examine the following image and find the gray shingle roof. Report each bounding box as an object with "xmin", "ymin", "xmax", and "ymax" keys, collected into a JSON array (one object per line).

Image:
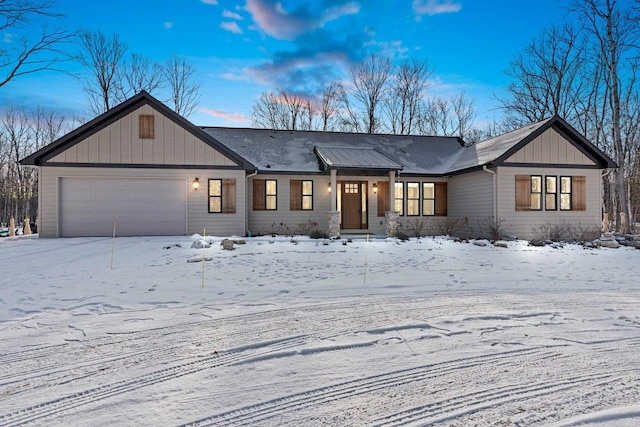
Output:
[{"xmin": 201, "ymin": 127, "xmax": 465, "ymax": 175}]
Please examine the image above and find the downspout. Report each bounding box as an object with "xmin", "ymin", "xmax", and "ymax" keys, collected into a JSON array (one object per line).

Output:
[
  {"xmin": 245, "ymin": 169, "xmax": 258, "ymax": 236},
  {"xmin": 483, "ymin": 165, "xmax": 497, "ymax": 221}
]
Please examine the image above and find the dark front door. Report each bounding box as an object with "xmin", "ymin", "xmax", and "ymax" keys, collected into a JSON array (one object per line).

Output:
[{"xmin": 341, "ymin": 181, "xmax": 366, "ymax": 229}]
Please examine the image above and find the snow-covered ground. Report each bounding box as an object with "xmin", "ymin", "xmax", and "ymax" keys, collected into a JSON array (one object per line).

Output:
[{"xmin": 0, "ymin": 235, "xmax": 639, "ymax": 426}]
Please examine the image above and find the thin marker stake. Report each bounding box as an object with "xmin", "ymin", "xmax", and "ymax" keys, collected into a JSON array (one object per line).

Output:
[
  {"xmin": 202, "ymin": 228, "xmax": 206, "ymax": 288},
  {"xmin": 363, "ymin": 233, "xmax": 369, "ymax": 285},
  {"xmin": 110, "ymin": 221, "xmax": 116, "ymax": 269}
]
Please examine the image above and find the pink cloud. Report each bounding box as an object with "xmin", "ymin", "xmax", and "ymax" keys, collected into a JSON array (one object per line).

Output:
[
  {"xmin": 200, "ymin": 108, "xmax": 250, "ymax": 124},
  {"xmin": 221, "ymin": 21, "xmax": 243, "ymax": 34},
  {"xmin": 245, "ymin": 0, "xmax": 360, "ymax": 40},
  {"xmin": 413, "ymin": 0, "xmax": 462, "ymax": 16}
]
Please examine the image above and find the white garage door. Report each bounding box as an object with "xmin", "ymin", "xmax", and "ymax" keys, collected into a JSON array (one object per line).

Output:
[{"xmin": 59, "ymin": 178, "xmax": 187, "ymax": 237}]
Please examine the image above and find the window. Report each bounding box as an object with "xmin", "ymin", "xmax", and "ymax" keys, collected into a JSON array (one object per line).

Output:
[
  {"xmin": 516, "ymin": 175, "xmax": 586, "ymax": 212},
  {"xmin": 545, "ymin": 176, "xmax": 557, "ymax": 210},
  {"xmin": 407, "ymin": 183, "xmax": 420, "ymax": 216},
  {"xmin": 422, "ymin": 183, "xmax": 435, "ymax": 216},
  {"xmin": 266, "ymin": 180, "xmax": 277, "ymax": 210},
  {"xmin": 530, "ymin": 175, "xmax": 542, "ymax": 210},
  {"xmin": 139, "ymin": 115, "xmax": 154, "ymax": 139},
  {"xmin": 290, "ymin": 180, "xmax": 313, "ymax": 210},
  {"xmin": 560, "ymin": 176, "xmax": 572, "ymax": 210},
  {"xmin": 394, "ymin": 182, "xmax": 404, "ymax": 215},
  {"xmin": 208, "ymin": 179, "xmax": 236, "ymax": 213}
]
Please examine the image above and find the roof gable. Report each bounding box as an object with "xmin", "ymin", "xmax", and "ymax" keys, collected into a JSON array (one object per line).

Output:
[
  {"xmin": 21, "ymin": 91, "xmax": 253, "ymax": 169},
  {"xmin": 448, "ymin": 116, "xmax": 616, "ymax": 173}
]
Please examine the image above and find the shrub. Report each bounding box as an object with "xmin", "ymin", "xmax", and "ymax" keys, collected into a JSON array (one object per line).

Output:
[
  {"xmin": 405, "ymin": 217, "xmax": 427, "ymax": 237},
  {"xmin": 292, "ymin": 220, "xmax": 319, "ymax": 235},
  {"xmin": 309, "ymin": 229, "xmax": 329, "ymax": 239},
  {"xmin": 476, "ymin": 217, "xmax": 506, "ymax": 240},
  {"xmin": 437, "ymin": 217, "xmax": 469, "ymax": 237},
  {"xmin": 532, "ymin": 221, "xmax": 601, "ymax": 243}
]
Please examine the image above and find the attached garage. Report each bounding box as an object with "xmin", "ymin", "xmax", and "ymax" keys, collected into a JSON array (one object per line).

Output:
[{"xmin": 59, "ymin": 177, "xmax": 187, "ymax": 237}]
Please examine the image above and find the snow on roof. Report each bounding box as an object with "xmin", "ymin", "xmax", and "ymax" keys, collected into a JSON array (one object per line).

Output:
[{"xmin": 201, "ymin": 127, "xmax": 465, "ymax": 175}]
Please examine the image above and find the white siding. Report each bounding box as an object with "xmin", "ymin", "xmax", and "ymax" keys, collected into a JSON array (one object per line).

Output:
[
  {"xmin": 247, "ymin": 174, "xmax": 333, "ymax": 235},
  {"xmin": 448, "ymin": 170, "xmax": 494, "ymax": 237},
  {"xmin": 38, "ymin": 166, "xmax": 246, "ymax": 237},
  {"xmin": 497, "ymin": 166, "xmax": 602, "ymax": 240},
  {"xmin": 47, "ymin": 104, "xmax": 237, "ymax": 167},
  {"xmin": 506, "ymin": 128, "xmax": 596, "ymax": 166}
]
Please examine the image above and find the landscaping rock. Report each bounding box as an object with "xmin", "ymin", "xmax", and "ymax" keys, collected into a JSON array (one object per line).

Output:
[
  {"xmin": 493, "ymin": 241, "xmax": 508, "ymax": 248},
  {"xmin": 473, "ymin": 239, "xmax": 488, "ymax": 247},
  {"xmin": 191, "ymin": 240, "xmax": 211, "ymax": 249},
  {"xmin": 221, "ymin": 239, "xmax": 235, "ymax": 250},
  {"xmin": 529, "ymin": 239, "xmax": 546, "ymax": 247},
  {"xmin": 598, "ymin": 232, "xmax": 620, "ymax": 249}
]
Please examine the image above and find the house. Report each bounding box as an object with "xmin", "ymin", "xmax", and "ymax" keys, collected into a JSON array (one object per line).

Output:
[{"xmin": 21, "ymin": 91, "xmax": 616, "ymax": 239}]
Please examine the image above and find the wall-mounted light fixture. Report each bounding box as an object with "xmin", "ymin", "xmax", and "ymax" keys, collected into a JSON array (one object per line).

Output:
[
  {"xmin": 193, "ymin": 177, "xmax": 200, "ymax": 191},
  {"xmin": 372, "ymin": 182, "xmax": 378, "ymax": 193},
  {"xmin": 328, "ymin": 182, "xmax": 331, "ymax": 192}
]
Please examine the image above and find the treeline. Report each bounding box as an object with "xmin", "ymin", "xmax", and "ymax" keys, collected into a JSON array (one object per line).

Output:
[{"xmin": 250, "ymin": 1, "xmax": 640, "ymax": 232}]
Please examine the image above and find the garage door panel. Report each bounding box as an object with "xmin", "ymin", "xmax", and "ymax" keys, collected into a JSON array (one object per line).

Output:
[{"xmin": 60, "ymin": 178, "xmax": 186, "ymax": 237}]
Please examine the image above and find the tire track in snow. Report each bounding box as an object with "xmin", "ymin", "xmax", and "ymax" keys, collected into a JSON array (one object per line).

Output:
[
  {"xmin": 371, "ymin": 371, "xmax": 635, "ymax": 426},
  {"xmin": 0, "ymin": 334, "xmax": 310, "ymax": 427},
  {"xmin": 180, "ymin": 347, "xmax": 562, "ymax": 427}
]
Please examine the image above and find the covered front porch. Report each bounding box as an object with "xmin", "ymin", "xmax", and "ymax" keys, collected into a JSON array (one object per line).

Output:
[{"xmin": 316, "ymin": 147, "xmax": 403, "ymax": 237}]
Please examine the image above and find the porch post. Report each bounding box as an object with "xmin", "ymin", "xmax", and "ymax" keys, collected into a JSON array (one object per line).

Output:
[
  {"xmin": 327, "ymin": 169, "xmax": 340, "ymax": 237},
  {"xmin": 330, "ymin": 169, "xmax": 337, "ymax": 211},
  {"xmin": 388, "ymin": 170, "xmax": 395, "ymax": 209}
]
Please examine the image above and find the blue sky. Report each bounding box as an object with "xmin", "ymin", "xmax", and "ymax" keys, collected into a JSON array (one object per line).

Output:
[{"xmin": 1, "ymin": 0, "xmax": 573, "ymax": 128}]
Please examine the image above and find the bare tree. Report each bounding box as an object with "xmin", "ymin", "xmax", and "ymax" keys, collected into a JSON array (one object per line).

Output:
[
  {"xmin": 385, "ymin": 59, "xmax": 433, "ymax": 134},
  {"xmin": 77, "ymin": 30, "xmax": 127, "ymax": 114},
  {"xmin": 163, "ymin": 54, "xmax": 201, "ymax": 118},
  {"xmin": 418, "ymin": 91, "xmax": 475, "ymax": 138},
  {"xmin": 251, "ymin": 89, "xmax": 315, "ymax": 130},
  {"xmin": 0, "ymin": 0, "xmax": 75, "ymax": 88},
  {"xmin": 572, "ymin": 0, "xmax": 639, "ymax": 233},
  {"xmin": 0, "ymin": 105, "xmax": 65, "ymax": 225},
  {"xmin": 349, "ymin": 54, "xmax": 393, "ymax": 134},
  {"xmin": 115, "ymin": 53, "xmax": 164, "ymax": 102},
  {"xmin": 318, "ymin": 81, "xmax": 342, "ymax": 131},
  {"xmin": 498, "ymin": 23, "xmax": 590, "ymax": 129}
]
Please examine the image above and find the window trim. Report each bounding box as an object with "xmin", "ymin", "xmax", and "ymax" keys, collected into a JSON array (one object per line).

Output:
[
  {"xmin": 560, "ymin": 176, "xmax": 572, "ymax": 211},
  {"xmin": 394, "ymin": 182, "xmax": 404, "ymax": 216},
  {"xmin": 406, "ymin": 182, "xmax": 420, "ymax": 216},
  {"xmin": 265, "ymin": 179, "xmax": 277, "ymax": 210},
  {"xmin": 422, "ymin": 182, "xmax": 435, "ymax": 216},
  {"xmin": 208, "ymin": 179, "xmax": 222, "ymax": 213},
  {"xmin": 301, "ymin": 180, "xmax": 313, "ymax": 210},
  {"xmin": 530, "ymin": 175, "xmax": 542, "ymax": 211},
  {"xmin": 545, "ymin": 175, "xmax": 557, "ymax": 211}
]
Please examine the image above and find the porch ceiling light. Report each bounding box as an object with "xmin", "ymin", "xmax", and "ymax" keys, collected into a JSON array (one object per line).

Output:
[{"xmin": 193, "ymin": 177, "xmax": 200, "ymax": 190}]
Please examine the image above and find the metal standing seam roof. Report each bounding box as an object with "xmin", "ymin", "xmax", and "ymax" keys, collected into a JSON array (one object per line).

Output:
[{"xmin": 314, "ymin": 147, "xmax": 403, "ymax": 170}]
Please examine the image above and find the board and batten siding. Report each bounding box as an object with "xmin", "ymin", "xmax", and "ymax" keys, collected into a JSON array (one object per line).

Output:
[
  {"xmin": 38, "ymin": 167, "xmax": 246, "ymax": 237},
  {"xmin": 447, "ymin": 170, "xmax": 494, "ymax": 236},
  {"xmin": 505, "ymin": 128, "xmax": 596, "ymax": 166},
  {"xmin": 496, "ymin": 166, "xmax": 602, "ymax": 240},
  {"xmin": 47, "ymin": 105, "xmax": 237, "ymax": 167}
]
